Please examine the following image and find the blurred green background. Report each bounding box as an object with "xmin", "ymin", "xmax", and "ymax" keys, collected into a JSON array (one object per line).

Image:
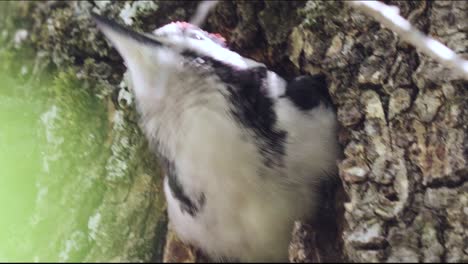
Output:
[
  {"xmin": 0, "ymin": 56, "xmax": 108, "ymax": 262},
  {"xmin": 0, "ymin": 66, "xmax": 44, "ymax": 261}
]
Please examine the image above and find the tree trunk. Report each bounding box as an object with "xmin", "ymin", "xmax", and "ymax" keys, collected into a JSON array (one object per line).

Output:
[{"xmin": 3, "ymin": 0, "xmax": 466, "ymax": 262}]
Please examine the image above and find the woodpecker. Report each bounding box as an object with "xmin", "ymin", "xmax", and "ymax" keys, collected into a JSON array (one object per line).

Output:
[{"xmin": 92, "ymin": 13, "xmax": 339, "ymax": 262}]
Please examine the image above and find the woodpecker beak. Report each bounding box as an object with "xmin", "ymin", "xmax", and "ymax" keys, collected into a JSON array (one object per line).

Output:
[
  {"xmin": 91, "ymin": 12, "xmax": 165, "ymax": 71},
  {"xmin": 91, "ymin": 13, "xmax": 169, "ymax": 99},
  {"xmin": 92, "ymin": 12, "xmax": 162, "ymax": 48}
]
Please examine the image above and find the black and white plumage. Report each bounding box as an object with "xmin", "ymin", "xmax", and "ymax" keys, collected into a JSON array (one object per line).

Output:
[{"xmin": 93, "ymin": 14, "xmax": 340, "ymax": 262}]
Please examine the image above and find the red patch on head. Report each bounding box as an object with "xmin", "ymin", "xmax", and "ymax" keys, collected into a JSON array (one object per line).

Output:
[
  {"xmin": 167, "ymin": 21, "xmax": 227, "ymax": 47},
  {"xmin": 172, "ymin": 21, "xmax": 195, "ymax": 29},
  {"xmin": 208, "ymin": 33, "xmax": 226, "ymax": 45}
]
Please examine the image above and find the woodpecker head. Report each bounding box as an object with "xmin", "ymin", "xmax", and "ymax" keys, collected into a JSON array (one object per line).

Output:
[
  {"xmin": 152, "ymin": 21, "xmax": 227, "ymax": 47},
  {"xmin": 92, "ymin": 13, "xmax": 275, "ymax": 107},
  {"xmin": 93, "ymin": 13, "xmax": 286, "ymax": 115},
  {"xmin": 93, "ymin": 13, "xmax": 229, "ymax": 61}
]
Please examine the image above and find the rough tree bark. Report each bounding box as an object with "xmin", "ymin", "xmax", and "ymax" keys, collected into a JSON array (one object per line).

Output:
[{"xmin": 3, "ymin": 0, "xmax": 466, "ymax": 262}]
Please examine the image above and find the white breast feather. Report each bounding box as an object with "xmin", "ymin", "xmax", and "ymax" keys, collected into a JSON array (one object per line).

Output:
[{"xmin": 157, "ymin": 85, "xmax": 338, "ymax": 262}]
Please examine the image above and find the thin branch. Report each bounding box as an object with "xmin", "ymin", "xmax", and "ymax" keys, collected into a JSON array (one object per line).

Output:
[
  {"xmin": 347, "ymin": 0, "xmax": 468, "ymax": 80},
  {"xmin": 190, "ymin": 0, "xmax": 219, "ymax": 28}
]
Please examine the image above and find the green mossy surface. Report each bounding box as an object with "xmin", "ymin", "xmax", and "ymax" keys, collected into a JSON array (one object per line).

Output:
[{"xmin": 0, "ymin": 1, "xmax": 167, "ymax": 262}]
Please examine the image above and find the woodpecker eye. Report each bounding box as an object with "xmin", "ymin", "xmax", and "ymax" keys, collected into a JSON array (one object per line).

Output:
[{"xmin": 189, "ymin": 32, "xmax": 204, "ymax": 40}]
